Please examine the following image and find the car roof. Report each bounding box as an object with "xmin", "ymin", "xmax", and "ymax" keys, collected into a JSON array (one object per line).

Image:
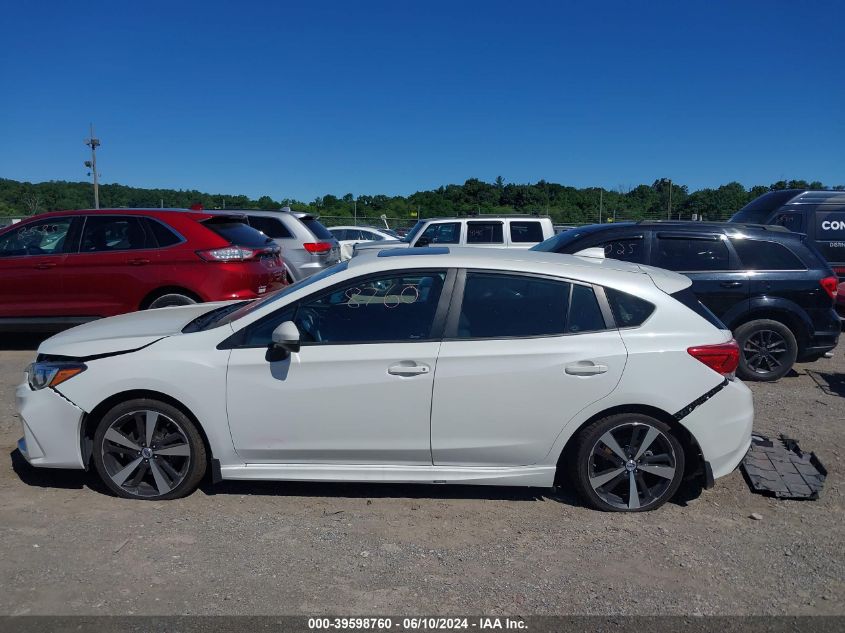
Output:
[
  {"xmin": 10, "ymin": 208, "xmax": 222, "ymax": 222},
  {"xmin": 561, "ymin": 221, "xmax": 800, "ymax": 240},
  {"xmin": 418, "ymin": 215, "xmax": 552, "ymax": 221}
]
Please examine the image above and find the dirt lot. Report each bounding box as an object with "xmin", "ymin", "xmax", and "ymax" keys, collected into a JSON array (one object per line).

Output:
[{"xmin": 0, "ymin": 335, "xmax": 843, "ymax": 616}]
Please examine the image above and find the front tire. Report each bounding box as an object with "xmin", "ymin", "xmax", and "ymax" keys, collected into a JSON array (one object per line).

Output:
[
  {"xmin": 569, "ymin": 413, "xmax": 685, "ymax": 512},
  {"xmin": 734, "ymin": 319, "xmax": 797, "ymax": 382},
  {"xmin": 92, "ymin": 399, "xmax": 207, "ymax": 500}
]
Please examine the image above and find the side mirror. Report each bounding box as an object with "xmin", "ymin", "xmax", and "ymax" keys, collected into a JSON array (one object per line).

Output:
[
  {"xmin": 415, "ymin": 236, "xmax": 430, "ymax": 247},
  {"xmin": 268, "ymin": 321, "xmax": 301, "ymax": 361}
]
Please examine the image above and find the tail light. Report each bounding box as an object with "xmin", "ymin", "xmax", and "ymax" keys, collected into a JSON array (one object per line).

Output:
[
  {"xmin": 303, "ymin": 242, "xmax": 333, "ymax": 254},
  {"xmin": 832, "ymin": 266, "xmax": 845, "ymax": 277},
  {"xmin": 820, "ymin": 276, "xmax": 838, "ymax": 300},
  {"xmin": 197, "ymin": 246, "xmax": 258, "ymax": 262},
  {"xmin": 687, "ymin": 340, "xmax": 740, "ymax": 379}
]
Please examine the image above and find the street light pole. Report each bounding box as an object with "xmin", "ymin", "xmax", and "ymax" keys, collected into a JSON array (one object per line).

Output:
[
  {"xmin": 84, "ymin": 124, "xmax": 101, "ymax": 209},
  {"xmin": 667, "ymin": 178, "xmax": 672, "ymax": 220}
]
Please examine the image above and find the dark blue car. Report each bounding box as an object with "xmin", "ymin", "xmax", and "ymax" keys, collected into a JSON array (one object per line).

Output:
[{"xmin": 534, "ymin": 221, "xmax": 840, "ymax": 381}]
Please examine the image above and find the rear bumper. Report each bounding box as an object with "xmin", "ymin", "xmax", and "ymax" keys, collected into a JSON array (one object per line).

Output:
[
  {"xmin": 194, "ymin": 262, "xmax": 286, "ymax": 301},
  {"xmin": 16, "ymin": 382, "xmax": 86, "ymax": 469},
  {"xmin": 679, "ymin": 378, "xmax": 754, "ymax": 480}
]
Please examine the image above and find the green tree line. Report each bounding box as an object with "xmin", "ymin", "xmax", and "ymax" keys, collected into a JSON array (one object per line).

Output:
[{"xmin": 1, "ymin": 176, "xmax": 841, "ymax": 226}]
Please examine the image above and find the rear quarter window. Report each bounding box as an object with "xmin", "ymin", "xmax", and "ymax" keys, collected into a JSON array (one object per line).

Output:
[
  {"xmin": 731, "ymin": 238, "xmax": 805, "ymax": 270},
  {"xmin": 510, "ymin": 221, "xmax": 544, "ymax": 243},
  {"xmin": 300, "ymin": 218, "xmax": 334, "ymax": 240},
  {"xmin": 248, "ymin": 216, "xmax": 293, "ymax": 239},
  {"xmin": 203, "ymin": 220, "xmax": 273, "ymax": 248},
  {"xmin": 604, "ymin": 287, "xmax": 655, "ymax": 328}
]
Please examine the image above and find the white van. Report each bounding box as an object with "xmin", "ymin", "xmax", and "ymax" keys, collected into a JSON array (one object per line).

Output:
[{"xmin": 354, "ymin": 215, "xmax": 554, "ymax": 255}]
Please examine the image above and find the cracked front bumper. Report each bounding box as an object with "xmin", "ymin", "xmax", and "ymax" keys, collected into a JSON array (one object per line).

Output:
[{"xmin": 16, "ymin": 382, "xmax": 86, "ymax": 469}]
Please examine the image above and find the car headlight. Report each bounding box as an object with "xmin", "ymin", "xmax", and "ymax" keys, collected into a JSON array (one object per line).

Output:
[{"xmin": 26, "ymin": 362, "xmax": 87, "ymax": 391}]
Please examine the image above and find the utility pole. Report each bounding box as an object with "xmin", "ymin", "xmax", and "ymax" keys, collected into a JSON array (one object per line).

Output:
[
  {"xmin": 667, "ymin": 178, "xmax": 672, "ymax": 220},
  {"xmin": 353, "ymin": 197, "xmax": 357, "ymax": 226},
  {"xmin": 599, "ymin": 189, "xmax": 603, "ymax": 223},
  {"xmin": 84, "ymin": 124, "xmax": 100, "ymax": 209}
]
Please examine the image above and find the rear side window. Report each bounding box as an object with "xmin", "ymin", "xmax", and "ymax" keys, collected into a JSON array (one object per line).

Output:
[
  {"xmin": 654, "ymin": 236, "xmax": 730, "ymax": 271},
  {"xmin": 81, "ymin": 216, "xmax": 149, "ymax": 252},
  {"xmin": 605, "ymin": 287, "xmax": 655, "ymax": 328},
  {"xmin": 510, "ymin": 221, "xmax": 544, "ymax": 243},
  {"xmin": 731, "ymin": 239, "xmax": 805, "ymax": 270},
  {"xmin": 300, "ymin": 217, "xmax": 334, "ymax": 240},
  {"xmin": 203, "ymin": 220, "xmax": 272, "ymax": 248},
  {"xmin": 598, "ymin": 237, "xmax": 645, "ymax": 263},
  {"xmin": 467, "ymin": 221, "xmax": 503, "ymax": 244},
  {"xmin": 669, "ymin": 288, "xmax": 726, "ymax": 329},
  {"xmin": 456, "ymin": 273, "xmax": 571, "ymax": 338},
  {"xmin": 567, "ymin": 283, "xmax": 606, "ymax": 333},
  {"xmin": 145, "ymin": 218, "xmax": 181, "ymax": 247},
  {"xmin": 248, "ymin": 216, "xmax": 293, "ymax": 239}
]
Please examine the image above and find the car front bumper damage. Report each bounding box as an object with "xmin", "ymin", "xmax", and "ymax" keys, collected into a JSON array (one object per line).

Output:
[{"xmin": 16, "ymin": 382, "xmax": 86, "ymax": 469}]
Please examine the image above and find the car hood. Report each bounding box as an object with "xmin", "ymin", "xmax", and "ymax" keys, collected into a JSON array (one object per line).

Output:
[{"xmin": 37, "ymin": 302, "xmax": 233, "ymax": 358}]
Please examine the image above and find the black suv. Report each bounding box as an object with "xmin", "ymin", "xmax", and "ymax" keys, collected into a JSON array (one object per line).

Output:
[
  {"xmin": 534, "ymin": 221, "xmax": 840, "ymax": 381},
  {"xmin": 729, "ymin": 189, "xmax": 845, "ymax": 278}
]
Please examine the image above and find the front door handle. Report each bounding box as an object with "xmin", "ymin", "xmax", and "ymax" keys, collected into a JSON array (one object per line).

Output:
[
  {"xmin": 565, "ymin": 361, "xmax": 608, "ymax": 376},
  {"xmin": 128, "ymin": 258, "xmax": 151, "ymax": 266},
  {"xmin": 388, "ymin": 362, "xmax": 430, "ymax": 377},
  {"xmin": 34, "ymin": 262, "xmax": 56, "ymax": 270},
  {"xmin": 719, "ymin": 281, "xmax": 743, "ymax": 288}
]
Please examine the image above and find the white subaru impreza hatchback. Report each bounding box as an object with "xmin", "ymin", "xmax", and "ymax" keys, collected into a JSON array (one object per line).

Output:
[{"xmin": 16, "ymin": 247, "xmax": 753, "ymax": 511}]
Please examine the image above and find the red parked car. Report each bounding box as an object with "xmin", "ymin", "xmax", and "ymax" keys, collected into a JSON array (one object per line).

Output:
[{"xmin": 0, "ymin": 208, "xmax": 286, "ymax": 330}]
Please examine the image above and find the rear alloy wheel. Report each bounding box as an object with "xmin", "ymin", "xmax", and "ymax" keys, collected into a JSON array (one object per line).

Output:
[
  {"xmin": 93, "ymin": 399, "xmax": 206, "ymax": 500},
  {"xmin": 571, "ymin": 414, "xmax": 685, "ymax": 512},
  {"xmin": 734, "ymin": 319, "xmax": 797, "ymax": 382},
  {"xmin": 148, "ymin": 293, "xmax": 197, "ymax": 309}
]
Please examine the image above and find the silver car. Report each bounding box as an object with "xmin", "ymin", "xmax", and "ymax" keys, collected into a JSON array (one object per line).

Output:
[{"xmin": 243, "ymin": 208, "xmax": 341, "ymax": 281}]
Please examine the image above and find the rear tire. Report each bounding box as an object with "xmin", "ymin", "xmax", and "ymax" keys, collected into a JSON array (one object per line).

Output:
[
  {"xmin": 569, "ymin": 413, "xmax": 685, "ymax": 512},
  {"xmin": 147, "ymin": 293, "xmax": 197, "ymax": 309},
  {"xmin": 734, "ymin": 319, "xmax": 797, "ymax": 382},
  {"xmin": 92, "ymin": 398, "xmax": 206, "ymax": 500}
]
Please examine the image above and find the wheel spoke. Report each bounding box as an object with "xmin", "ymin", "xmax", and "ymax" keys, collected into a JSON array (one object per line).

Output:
[
  {"xmin": 627, "ymin": 471, "xmax": 640, "ymax": 509},
  {"xmin": 145, "ymin": 411, "xmax": 159, "ymax": 447},
  {"xmin": 638, "ymin": 464, "xmax": 676, "ymax": 479},
  {"xmin": 633, "ymin": 426, "xmax": 660, "ymax": 460},
  {"xmin": 599, "ymin": 431, "xmax": 628, "ymax": 461},
  {"xmin": 149, "ymin": 460, "xmax": 172, "ymax": 494},
  {"xmin": 590, "ymin": 467, "xmax": 625, "ymax": 488},
  {"xmin": 155, "ymin": 443, "xmax": 189, "ymax": 457},
  {"xmin": 112, "ymin": 457, "xmax": 143, "ymax": 486},
  {"xmin": 105, "ymin": 428, "xmax": 140, "ymax": 452}
]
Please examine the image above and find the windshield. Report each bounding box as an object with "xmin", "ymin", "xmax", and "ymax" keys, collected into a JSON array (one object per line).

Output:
[
  {"xmin": 402, "ymin": 220, "xmax": 426, "ymax": 243},
  {"xmin": 729, "ymin": 190, "xmax": 799, "ymax": 224},
  {"xmin": 531, "ymin": 227, "xmax": 592, "ymax": 252},
  {"xmin": 204, "ymin": 261, "xmax": 350, "ymax": 330}
]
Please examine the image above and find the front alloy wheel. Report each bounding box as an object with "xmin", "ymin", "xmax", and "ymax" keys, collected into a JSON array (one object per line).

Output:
[
  {"xmin": 571, "ymin": 414, "xmax": 685, "ymax": 512},
  {"xmin": 93, "ymin": 399, "xmax": 206, "ymax": 500}
]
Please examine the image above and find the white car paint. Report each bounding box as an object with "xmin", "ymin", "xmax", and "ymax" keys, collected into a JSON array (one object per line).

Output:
[
  {"xmin": 328, "ymin": 226, "xmax": 400, "ymax": 261},
  {"xmin": 17, "ymin": 248, "xmax": 753, "ymax": 495}
]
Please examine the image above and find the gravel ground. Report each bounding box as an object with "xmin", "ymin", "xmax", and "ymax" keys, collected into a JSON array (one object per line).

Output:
[{"xmin": 0, "ymin": 334, "xmax": 843, "ymax": 616}]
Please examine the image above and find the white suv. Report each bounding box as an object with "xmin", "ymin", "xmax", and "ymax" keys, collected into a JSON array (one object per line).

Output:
[
  {"xmin": 17, "ymin": 247, "xmax": 752, "ymax": 511},
  {"xmin": 354, "ymin": 215, "xmax": 554, "ymax": 254}
]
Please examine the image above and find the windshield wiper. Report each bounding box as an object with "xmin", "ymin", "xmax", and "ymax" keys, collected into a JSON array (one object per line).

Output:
[{"xmin": 182, "ymin": 302, "xmax": 250, "ymax": 333}]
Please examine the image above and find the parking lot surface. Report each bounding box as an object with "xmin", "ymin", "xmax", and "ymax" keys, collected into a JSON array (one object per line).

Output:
[{"xmin": 0, "ymin": 335, "xmax": 843, "ymax": 616}]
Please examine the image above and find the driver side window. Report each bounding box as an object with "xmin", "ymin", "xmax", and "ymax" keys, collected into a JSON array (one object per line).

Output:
[
  {"xmin": 0, "ymin": 218, "xmax": 73, "ymax": 257},
  {"xmin": 241, "ymin": 270, "xmax": 447, "ymax": 347}
]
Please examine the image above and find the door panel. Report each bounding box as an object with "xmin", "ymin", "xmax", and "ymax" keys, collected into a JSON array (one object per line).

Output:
[
  {"xmin": 0, "ymin": 217, "xmax": 75, "ymax": 317},
  {"xmin": 227, "ymin": 342, "xmax": 440, "ymax": 464},
  {"xmin": 61, "ymin": 215, "xmax": 161, "ymax": 316},
  {"xmin": 431, "ymin": 331, "xmax": 627, "ymax": 466}
]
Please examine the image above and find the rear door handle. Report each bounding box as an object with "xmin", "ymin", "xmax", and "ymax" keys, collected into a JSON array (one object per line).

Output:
[
  {"xmin": 34, "ymin": 262, "xmax": 56, "ymax": 270},
  {"xmin": 388, "ymin": 362, "xmax": 430, "ymax": 377},
  {"xmin": 565, "ymin": 361, "xmax": 608, "ymax": 376},
  {"xmin": 719, "ymin": 281, "xmax": 743, "ymax": 288},
  {"xmin": 128, "ymin": 258, "xmax": 151, "ymax": 266}
]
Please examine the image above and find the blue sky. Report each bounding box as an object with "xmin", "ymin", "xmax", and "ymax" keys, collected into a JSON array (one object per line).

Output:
[{"xmin": 1, "ymin": 0, "xmax": 843, "ymax": 201}]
